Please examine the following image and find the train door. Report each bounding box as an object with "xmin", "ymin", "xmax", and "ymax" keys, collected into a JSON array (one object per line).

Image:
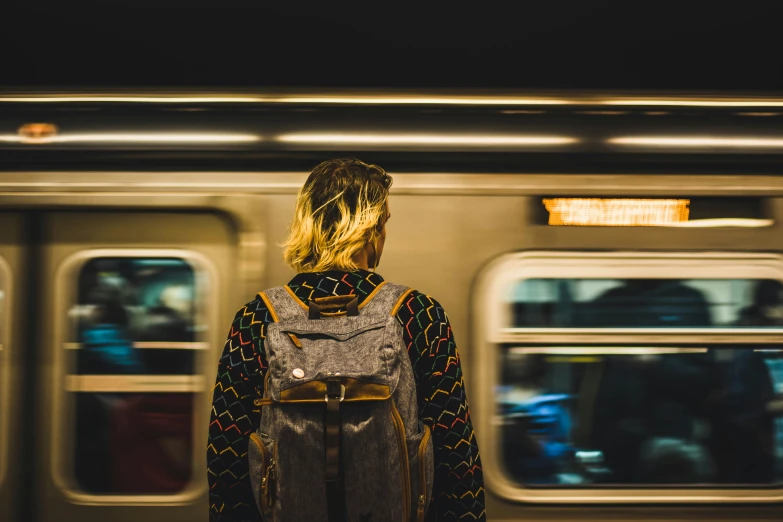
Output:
[
  {"xmin": 34, "ymin": 211, "xmax": 236, "ymax": 522},
  {"xmin": 0, "ymin": 214, "xmax": 26, "ymax": 522}
]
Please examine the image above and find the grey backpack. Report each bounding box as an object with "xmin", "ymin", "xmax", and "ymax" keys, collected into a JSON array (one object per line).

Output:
[{"xmin": 248, "ymin": 282, "xmax": 435, "ymax": 522}]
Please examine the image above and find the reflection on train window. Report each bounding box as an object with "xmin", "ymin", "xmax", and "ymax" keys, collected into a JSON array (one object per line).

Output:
[
  {"xmin": 65, "ymin": 256, "xmax": 206, "ymax": 495},
  {"xmin": 510, "ymin": 278, "xmax": 783, "ymax": 328},
  {"xmin": 69, "ymin": 257, "xmax": 201, "ymax": 374},
  {"xmin": 73, "ymin": 393, "xmax": 194, "ymax": 494},
  {"xmin": 498, "ymin": 346, "xmax": 783, "ymax": 486}
]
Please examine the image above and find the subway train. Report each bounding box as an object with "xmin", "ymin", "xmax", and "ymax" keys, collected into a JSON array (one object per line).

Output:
[{"xmin": 1, "ymin": 90, "xmax": 783, "ymax": 522}]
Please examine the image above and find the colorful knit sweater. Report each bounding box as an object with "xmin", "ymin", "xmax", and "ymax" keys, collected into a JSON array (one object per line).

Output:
[{"xmin": 207, "ymin": 269, "xmax": 485, "ymax": 521}]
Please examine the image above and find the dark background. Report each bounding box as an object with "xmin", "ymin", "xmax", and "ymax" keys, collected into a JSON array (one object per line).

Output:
[{"xmin": 1, "ymin": 1, "xmax": 782, "ymax": 91}]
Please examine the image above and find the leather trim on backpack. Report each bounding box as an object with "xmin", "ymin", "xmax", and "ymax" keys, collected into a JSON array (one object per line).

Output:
[
  {"xmin": 390, "ymin": 288, "xmax": 415, "ymax": 316},
  {"xmin": 259, "ymin": 291, "xmax": 280, "ymax": 322},
  {"xmin": 283, "ymin": 282, "xmax": 389, "ymax": 314},
  {"xmin": 279, "ymin": 378, "xmax": 391, "ymax": 403}
]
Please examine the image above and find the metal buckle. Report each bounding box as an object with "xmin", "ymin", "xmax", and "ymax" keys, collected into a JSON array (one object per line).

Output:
[{"xmin": 324, "ymin": 384, "xmax": 346, "ymax": 402}]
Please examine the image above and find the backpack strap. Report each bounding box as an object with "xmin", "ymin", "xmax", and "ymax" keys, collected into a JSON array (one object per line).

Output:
[
  {"xmin": 259, "ymin": 286, "xmax": 309, "ymax": 322},
  {"xmin": 258, "ymin": 291, "xmax": 280, "ymax": 323},
  {"xmin": 390, "ymin": 287, "xmax": 416, "ymax": 317},
  {"xmin": 325, "ymin": 376, "xmax": 346, "ymax": 522},
  {"xmin": 354, "ymin": 282, "xmax": 412, "ymax": 319}
]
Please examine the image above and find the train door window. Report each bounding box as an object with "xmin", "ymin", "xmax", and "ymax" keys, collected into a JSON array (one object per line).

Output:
[
  {"xmin": 58, "ymin": 254, "xmax": 210, "ymax": 499},
  {"xmin": 477, "ymin": 252, "xmax": 783, "ymax": 503},
  {"xmin": 0, "ymin": 257, "xmax": 9, "ymax": 486}
]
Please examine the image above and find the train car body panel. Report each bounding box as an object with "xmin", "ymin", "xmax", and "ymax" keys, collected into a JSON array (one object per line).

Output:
[{"xmin": 0, "ymin": 91, "xmax": 782, "ymax": 521}]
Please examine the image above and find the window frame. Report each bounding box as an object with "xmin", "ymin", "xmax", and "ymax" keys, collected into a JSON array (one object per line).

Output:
[
  {"xmin": 473, "ymin": 251, "xmax": 783, "ymax": 504},
  {"xmin": 0, "ymin": 256, "xmax": 11, "ymax": 486},
  {"xmin": 51, "ymin": 249, "xmax": 218, "ymax": 505}
]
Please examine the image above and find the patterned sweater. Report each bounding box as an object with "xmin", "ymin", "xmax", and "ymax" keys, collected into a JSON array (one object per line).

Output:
[{"xmin": 207, "ymin": 269, "xmax": 485, "ymax": 521}]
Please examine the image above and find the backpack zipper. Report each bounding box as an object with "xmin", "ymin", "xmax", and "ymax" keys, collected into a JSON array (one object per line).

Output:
[
  {"xmin": 250, "ymin": 432, "xmax": 275, "ymax": 518},
  {"xmin": 416, "ymin": 424, "xmax": 431, "ymax": 522},
  {"xmin": 390, "ymin": 402, "xmax": 411, "ymax": 522}
]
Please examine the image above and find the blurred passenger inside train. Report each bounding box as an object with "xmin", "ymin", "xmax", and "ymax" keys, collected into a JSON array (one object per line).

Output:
[
  {"xmin": 79, "ymin": 297, "xmax": 144, "ymax": 374},
  {"xmin": 208, "ymin": 158, "xmax": 485, "ymax": 521},
  {"xmin": 110, "ymin": 393, "xmax": 194, "ymax": 493},
  {"xmin": 589, "ymin": 279, "xmax": 711, "ymax": 327},
  {"xmin": 738, "ymin": 279, "xmax": 783, "ymax": 327},
  {"xmin": 637, "ymin": 437, "xmax": 716, "ymax": 483},
  {"xmin": 498, "ymin": 353, "xmax": 575, "ymax": 484}
]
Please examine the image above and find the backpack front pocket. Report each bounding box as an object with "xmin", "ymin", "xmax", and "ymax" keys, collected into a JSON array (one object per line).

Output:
[{"xmin": 249, "ymin": 431, "xmax": 277, "ymax": 520}]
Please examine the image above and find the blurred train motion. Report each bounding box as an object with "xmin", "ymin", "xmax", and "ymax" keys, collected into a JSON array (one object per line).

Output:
[{"xmin": 1, "ymin": 90, "xmax": 783, "ymax": 521}]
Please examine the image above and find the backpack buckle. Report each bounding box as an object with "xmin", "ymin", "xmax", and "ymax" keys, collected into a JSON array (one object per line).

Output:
[
  {"xmin": 324, "ymin": 384, "xmax": 345, "ymax": 402},
  {"xmin": 325, "ymin": 377, "xmax": 345, "ymax": 402}
]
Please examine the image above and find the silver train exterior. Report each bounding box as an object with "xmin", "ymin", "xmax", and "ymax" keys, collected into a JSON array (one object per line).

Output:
[{"xmin": 0, "ymin": 91, "xmax": 782, "ymax": 522}]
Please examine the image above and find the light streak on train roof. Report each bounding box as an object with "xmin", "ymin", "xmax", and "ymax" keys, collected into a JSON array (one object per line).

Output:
[
  {"xmin": 0, "ymin": 96, "xmax": 267, "ymax": 103},
  {"xmin": 275, "ymin": 96, "xmax": 572, "ymax": 105},
  {"xmin": 1, "ymin": 93, "xmax": 782, "ymax": 107},
  {"xmin": 602, "ymin": 99, "xmax": 783, "ymax": 107},
  {"xmin": 670, "ymin": 218, "xmax": 774, "ymax": 228},
  {"xmin": 276, "ymin": 133, "xmax": 577, "ymax": 146},
  {"xmin": 0, "ymin": 94, "xmax": 572, "ymax": 105},
  {"xmin": 509, "ymin": 347, "xmax": 708, "ymax": 355},
  {"xmin": 609, "ymin": 136, "xmax": 783, "ymax": 148},
  {"xmin": 0, "ymin": 133, "xmax": 262, "ymax": 144}
]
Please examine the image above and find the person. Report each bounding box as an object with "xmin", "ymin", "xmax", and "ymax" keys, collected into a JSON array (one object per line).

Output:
[
  {"xmin": 80, "ymin": 298, "xmax": 144, "ymax": 374},
  {"xmin": 207, "ymin": 158, "xmax": 485, "ymax": 521},
  {"xmin": 498, "ymin": 353, "xmax": 574, "ymax": 484}
]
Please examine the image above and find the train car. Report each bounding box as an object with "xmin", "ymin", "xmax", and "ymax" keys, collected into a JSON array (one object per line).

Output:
[{"xmin": 0, "ymin": 90, "xmax": 782, "ymax": 522}]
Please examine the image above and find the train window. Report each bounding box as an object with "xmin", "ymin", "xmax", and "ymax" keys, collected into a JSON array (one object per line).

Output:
[
  {"xmin": 58, "ymin": 255, "xmax": 209, "ymax": 499},
  {"xmin": 478, "ymin": 252, "xmax": 783, "ymax": 503},
  {"xmin": 498, "ymin": 345, "xmax": 783, "ymax": 486},
  {"xmin": 509, "ymin": 278, "xmax": 783, "ymax": 328}
]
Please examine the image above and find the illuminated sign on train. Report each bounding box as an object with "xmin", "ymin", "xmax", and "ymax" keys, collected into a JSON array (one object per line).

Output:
[{"xmin": 542, "ymin": 198, "xmax": 691, "ymax": 226}]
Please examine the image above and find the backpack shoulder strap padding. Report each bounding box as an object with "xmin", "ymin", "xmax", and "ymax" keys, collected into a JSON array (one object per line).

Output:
[
  {"xmin": 258, "ymin": 291, "xmax": 280, "ymax": 322},
  {"xmin": 259, "ymin": 286, "xmax": 309, "ymax": 322},
  {"xmin": 390, "ymin": 287, "xmax": 416, "ymax": 317},
  {"xmin": 355, "ymin": 282, "xmax": 411, "ymax": 318}
]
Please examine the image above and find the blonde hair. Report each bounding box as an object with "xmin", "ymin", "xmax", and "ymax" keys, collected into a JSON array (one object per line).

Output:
[{"xmin": 281, "ymin": 158, "xmax": 392, "ymax": 273}]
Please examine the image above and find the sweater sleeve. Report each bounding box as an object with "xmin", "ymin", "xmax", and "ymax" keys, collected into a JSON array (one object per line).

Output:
[
  {"xmin": 396, "ymin": 291, "xmax": 486, "ymax": 521},
  {"xmin": 207, "ymin": 299, "xmax": 271, "ymax": 522}
]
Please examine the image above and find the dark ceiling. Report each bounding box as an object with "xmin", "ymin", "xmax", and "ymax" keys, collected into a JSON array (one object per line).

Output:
[{"xmin": 3, "ymin": 1, "xmax": 782, "ymax": 92}]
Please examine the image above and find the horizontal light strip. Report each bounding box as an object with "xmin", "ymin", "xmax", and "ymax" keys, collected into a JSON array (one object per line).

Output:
[
  {"xmin": 4, "ymin": 95, "xmax": 783, "ymax": 108},
  {"xmin": 64, "ymin": 342, "xmax": 207, "ymax": 350},
  {"xmin": 499, "ymin": 327, "xmax": 783, "ymax": 336},
  {"xmin": 609, "ymin": 136, "xmax": 783, "ymax": 148},
  {"xmin": 509, "ymin": 347, "xmax": 707, "ymax": 355},
  {"xmin": 603, "ymin": 99, "xmax": 783, "ymax": 107},
  {"xmin": 275, "ymin": 96, "xmax": 571, "ymax": 105},
  {"xmin": 670, "ymin": 218, "xmax": 774, "ymax": 228},
  {"xmin": 0, "ymin": 95, "xmax": 572, "ymax": 105},
  {"xmin": 65, "ymin": 374, "xmax": 204, "ymax": 393},
  {"xmin": 0, "ymin": 96, "xmax": 267, "ymax": 103},
  {"xmin": 277, "ymin": 133, "xmax": 577, "ymax": 146},
  {"xmin": 0, "ymin": 133, "xmax": 261, "ymax": 144}
]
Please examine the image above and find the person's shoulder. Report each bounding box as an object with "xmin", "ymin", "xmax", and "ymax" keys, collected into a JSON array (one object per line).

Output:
[
  {"xmin": 230, "ymin": 293, "xmax": 274, "ymax": 324},
  {"xmin": 388, "ymin": 285, "xmax": 449, "ymax": 323}
]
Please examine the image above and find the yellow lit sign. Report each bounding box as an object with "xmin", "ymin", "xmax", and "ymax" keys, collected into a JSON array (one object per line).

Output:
[{"xmin": 542, "ymin": 198, "xmax": 690, "ymax": 226}]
